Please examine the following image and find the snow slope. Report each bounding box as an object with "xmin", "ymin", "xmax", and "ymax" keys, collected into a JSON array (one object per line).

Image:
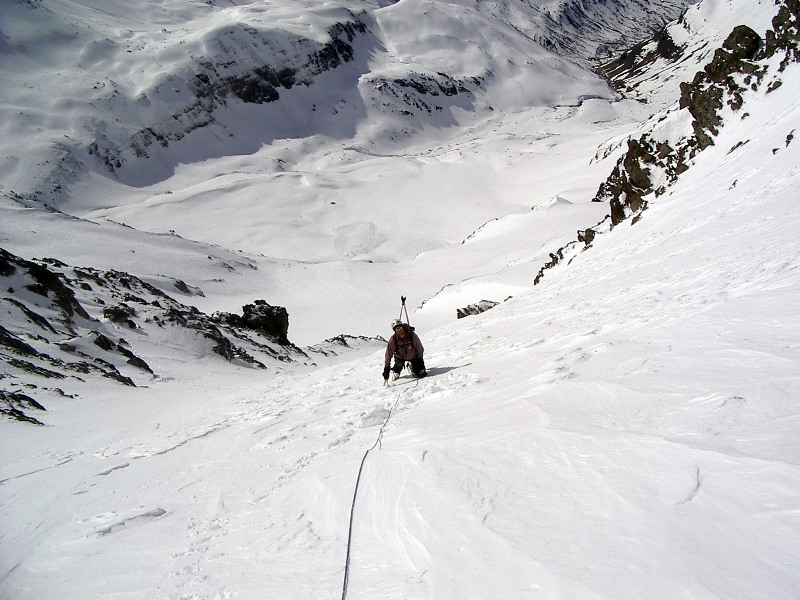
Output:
[
  {"xmin": 1, "ymin": 0, "xmax": 703, "ymax": 345},
  {"xmin": 3, "ymin": 43, "xmax": 799, "ymax": 596},
  {"xmin": 2, "ymin": 0, "xmax": 800, "ymax": 598}
]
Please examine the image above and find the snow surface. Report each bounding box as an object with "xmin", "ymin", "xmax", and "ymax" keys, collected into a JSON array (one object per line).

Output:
[{"xmin": 2, "ymin": 0, "xmax": 800, "ymax": 598}]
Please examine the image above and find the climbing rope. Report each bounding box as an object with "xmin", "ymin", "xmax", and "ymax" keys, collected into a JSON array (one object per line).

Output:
[{"xmin": 341, "ymin": 380, "xmax": 417, "ymax": 600}]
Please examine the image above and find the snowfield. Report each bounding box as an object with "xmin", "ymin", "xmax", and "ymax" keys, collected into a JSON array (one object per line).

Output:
[{"xmin": 1, "ymin": 0, "xmax": 799, "ymax": 598}]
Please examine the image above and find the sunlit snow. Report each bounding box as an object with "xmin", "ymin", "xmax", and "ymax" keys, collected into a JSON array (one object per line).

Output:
[{"xmin": 1, "ymin": 0, "xmax": 798, "ymax": 599}]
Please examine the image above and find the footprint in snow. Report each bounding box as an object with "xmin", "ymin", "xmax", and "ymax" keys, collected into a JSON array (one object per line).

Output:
[{"xmin": 361, "ymin": 406, "xmax": 391, "ymax": 427}]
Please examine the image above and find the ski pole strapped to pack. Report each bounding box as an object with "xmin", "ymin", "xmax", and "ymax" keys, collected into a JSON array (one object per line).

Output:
[{"xmin": 399, "ymin": 296, "xmax": 413, "ymax": 330}]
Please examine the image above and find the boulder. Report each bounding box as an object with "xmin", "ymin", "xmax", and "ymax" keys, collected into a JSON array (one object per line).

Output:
[{"xmin": 457, "ymin": 300, "xmax": 499, "ymax": 319}]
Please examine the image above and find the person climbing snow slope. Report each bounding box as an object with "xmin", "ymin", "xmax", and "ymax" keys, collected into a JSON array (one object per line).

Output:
[{"xmin": 383, "ymin": 319, "xmax": 427, "ymax": 385}]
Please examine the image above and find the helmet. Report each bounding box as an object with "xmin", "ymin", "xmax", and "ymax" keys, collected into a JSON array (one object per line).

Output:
[{"xmin": 391, "ymin": 319, "xmax": 404, "ymax": 331}]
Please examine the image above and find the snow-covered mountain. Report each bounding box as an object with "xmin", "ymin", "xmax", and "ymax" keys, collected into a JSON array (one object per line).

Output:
[
  {"xmin": 2, "ymin": 0, "xmax": 692, "ymax": 203},
  {"xmin": 2, "ymin": 0, "xmax": 799, "ymax": 598},
  {"xmin": 1, "ymin": 0, "xmax": 704, "ymax": 394}
]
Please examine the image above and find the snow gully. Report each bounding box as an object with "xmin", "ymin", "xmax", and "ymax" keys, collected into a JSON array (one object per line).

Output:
[{"xmin": 341, "ymin": 380, "xmax": 418, "ymax": 599}]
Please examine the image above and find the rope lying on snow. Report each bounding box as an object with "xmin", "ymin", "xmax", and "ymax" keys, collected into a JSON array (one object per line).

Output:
[{"xmin": 341, "ymin": 381, "xmax": 416, "ymax": 600}]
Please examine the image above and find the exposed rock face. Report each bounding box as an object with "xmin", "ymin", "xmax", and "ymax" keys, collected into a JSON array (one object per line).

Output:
[
  {"xmin": 535, "ymin": 250, "xmax": 567, "ymax": 286},
  {"xmin": 214, "ymin": 300, "xmax": 291, "ymax": 346},
  {"xmin": 595, "ymin": 134, "xmax": 692, "ymax": 226},
  {"xmin": 200, "ymin": 21, "xmax": 369, "ymax": 107},
  {"xmin": 764, "ymin": 0, "xmax": 800, "ymax": 69},
  {"xmin": 456, "ymin": 300, "xmax": 500, "ymax": 319},
  {"xmin": 535, "ymin": 0, "xmax": 800, "ymax": 285},
  {"xmin": 597, "ymin": 0, "xmax": 800, "ymax": 228},
  {"xmin": 597, "ymin": 23, "xmax": 682, "ymax": 84},
  {"xmin": 594, "ymin": 22, "xmax": 771, "ymax": 226},
  {"xmin": 679, "ymin": 25, "xmax": 764, "ymax": 150},
  {"xmin": 577, "ymin": 228, "xmax": 596, "ymax": 246},
  {"xmin": 0, "ymin": 248, "xmax": 304, "ymax": 425},
  {"xmin": 0, "ymin": 390, "xmax": 47, "ymax": 426},
  {"xmin": 241, "ymin": 301, "xmax": 290, "ymax": 344},
  {"xmin": 306, "ymin": 334, "xmax": 386, "ymax": 364}
]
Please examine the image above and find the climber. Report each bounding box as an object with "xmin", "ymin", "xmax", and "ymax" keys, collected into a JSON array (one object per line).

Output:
[{"xmin": 383, "ymin": 319, "xmax": 427, "ymax": 384}]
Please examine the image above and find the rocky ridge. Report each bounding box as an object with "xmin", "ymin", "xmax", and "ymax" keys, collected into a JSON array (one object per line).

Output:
[
  {"xmin": 87, "ymin": 18, "xmax": 374, "ymax": 178},
  {"xmin": 0, "ymin": 248, "xmax": 382, "ymax": 424},
  {"xmin": 532, "ymin": 0, "xmax": 799, "ymax": 287}
]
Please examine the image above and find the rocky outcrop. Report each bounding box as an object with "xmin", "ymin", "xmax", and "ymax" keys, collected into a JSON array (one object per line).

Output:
[
  {"xmin": 306, "ymin": 334, "xmax": 386, "ymax": 364},
  {"xmin": 596, "ymin": 23, "xmax": 683, "ymax": 85},
  {"xmin": 375, "ymin": 71, "xmax": 475, "ymax": 117},
  {"xmin": 594, "ymin": 134, "xmax": 692, "ymax": 226},
  {"xmin": 535, "ymin": 0, "xmax": 799, "ymax": 285},
  {"xmin": 456, "ymin": 300, "xmax": 499, "ymax": 319},
  {"xmin": 199, "ymin": 21, "xmax": 369, "ymax": 107},
  {"xmin": 594, "ymin": 21, "xmax": 772, "ymax": 226},
  {"xmin": 679, "ymin": 25, "xmax": 764, "ymax": 150},
  {"xmin": 0, "ymin": 248, "xmax": 305, "ymax": 425},
  {"xmin": 0, "ymin": 390, "xmax": 47, "ymax": 426},
  {"xmin": 764, "ymin": 0, "xmax": 800, "ymax": 69},
  {"xmin": 597, "ymin": 0, "xmax": 799, "ymax": 227},
  {"xmin": 214, "ymin": 300, "xmax": 291, "ymax": 346}
]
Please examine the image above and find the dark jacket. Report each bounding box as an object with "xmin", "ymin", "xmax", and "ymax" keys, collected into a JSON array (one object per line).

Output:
[{"xmin": 384, "ymin": 324, "xmax": 424, "ymax": 369}]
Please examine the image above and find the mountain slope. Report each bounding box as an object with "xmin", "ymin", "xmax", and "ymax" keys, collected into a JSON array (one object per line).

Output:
[
  {"xmin": 2, "ymin": 0, "xmax": 706, "ymax": 353},
  {"xmin": 0, "ymin": 0, "xmax": 789, "ymax": 408},
  {"xmin": 1, "ymin": 2, "xmax": 798, "ymax": 596},
  {"xmin": 1, "ymin": 0, "xmax": 694, "ymax": 205}
]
